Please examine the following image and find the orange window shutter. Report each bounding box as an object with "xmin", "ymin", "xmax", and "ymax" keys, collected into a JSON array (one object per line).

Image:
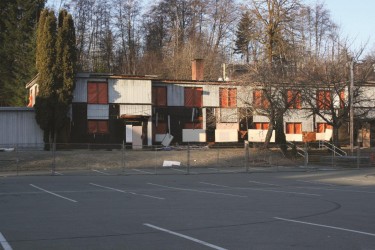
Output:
[
  {"xmin": 184, "ymin": 88, "xmax": 194, "ymax": 107},
  {"xmin": 88, "ymin": 83, "xmax": 98, "ymax": 103},
  {"xmin": 325, "ymin": 91, "xmax": 331, "ymax": 109},
  {"xmin": 253, "ymin": 90, "xmax": 261, "ymax": 106},
  {"xmin": 152, "ymin": 87, "xmax": 157, "ymax": 105},
  {"xmin": 220, "ymin": 88, "xmax": 228, "ymax": 107},
  {"xmin": 340, "ymin": 91, "xmax": 345, "ymax": 109},
  {"xmin": 159, "ymin": 87, "xmax": 167, "ymax": 106},
  {"xmin": 327, "ymin": 124, "xmax": 333, "ymax": 129},
  {"xmin": 229, "ymin": 88, "xmax": 237, "ymax": 107},
  {"xmin": 195, "ymin": 88, "xmax": 203, "ymax": 107},
  {"xmin": 317, "ymin": 123, "xmax": 324, "ymax": 133},
  {"xmin": 262, "ymin": 123, "xmax": 269, "ymax": 130},
  {"xmin": 286, "ymin": 123, "xmax": 294, "ymax": 134},
  {"xmin": 254, "ymin": 123, "xmax": 261, "ymax": 130},
  {"xmin": 98, "ymin": 121, "xmax": 108, "ymax": 133},
  {"xmin": 296, "ymin": 92, "xmax": 301, "ymax": 109},
  {"xmin": 97, "ymin": 83, "xmax": 108, "ymax": 104},
  {"xmin": 287, "ymin": 90, "xmax": 293, "ymax": 108},
  {"xmin": 295, "ymin": 123, "xmax": 302, "ymax": 134},
  {"xmin": 88, "ymin": 121, "xmax": 97, "ymax": 133}
]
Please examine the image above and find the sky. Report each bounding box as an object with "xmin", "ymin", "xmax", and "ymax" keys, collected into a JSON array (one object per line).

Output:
[{"xmin": 46, "ymin": 0, "xmax": 375, "ymax": 56}]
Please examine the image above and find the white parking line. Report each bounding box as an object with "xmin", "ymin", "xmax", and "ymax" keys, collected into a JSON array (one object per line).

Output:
[
  {"xmin": 200, "ymin": 182, "xmax": 320, "ymax": 196},
  {"xmin": 297, "ymin": 180, "xmax": 336, "ymax": 186},
  {"xmin": 92, "ymin": 170, "xmax": 111, "ymax": 175},
  {"xmin": 132, "ymin": 169, "xmax": 154, "ymax": 174},
  {"xmin": 295, "ymin": 186, "xmax": 375, "ymax": 194},
  {"xmin": 148, "ymin": 183, "xmax": 247, "ymax": 198},
  {"xmin": 144, "ymin": 223, "xmax": 227, "ymax": 250},
  {"xmin": 274, "ymin": 217, "xmax": 375, "ymax": 237},
  {"xmin": 0, "ymin": 232, "xmax": 13, "ymax": 250},
  {"xmin": 29, "ymin": 184, "xmax": 77, "ymax": 203},
  {"xmin": 249, "ymin": 180, "xmax": 280, "ymax": 186},
  {"xmin": 208, "ymin": 168, "xmax": 239, "ymax": 173},
  {"xmin": 90, "ymin": 183, "xmax": 165, "ymax": 200}
]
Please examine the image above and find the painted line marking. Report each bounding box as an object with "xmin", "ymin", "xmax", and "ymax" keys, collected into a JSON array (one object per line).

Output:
[
  {"xmin": 51, "ymin": 171, "xmax": 63, "ymax": 175},
  {"xmin": 200, "ymin": 182, "xmax": 320, "ymax": 197},
  {"xmin": 249, "ymin": 180, "xmax": 280, "ymax": 186},
  {"xmin": 148, "ymin": 183, "xmax": 247, "ymax": 198},
  {"xmin": 92, "ymin": 170, "xmax": 111, "ymax": 175},
  {"xmin": 144, "ymin": 223, "xmax": 227, "ymax": 250},
  {"xmin": 29, "ymin": 184, "xmax": 77, "ymax": 203},
  {"xmin": 0, "ymin": 232, "xmax": 13, "ymax": 250},
  {"xmin": 132, "ymin": 169, "xmax": 154, "ymax": 174},
  {"xmin": 297, "ymin": 180, "xmax": 336, "ymax": 186},
  {"xmin": 274, "ymin": 217, "xmax": 375, "ymax": 237},
  {"xmin": 295, "ymin": 186, "xmax": 375, "ymax": 194},
  {"xmin": 90, "ymin": 183, "xmax": 165, "ymax": 200}
]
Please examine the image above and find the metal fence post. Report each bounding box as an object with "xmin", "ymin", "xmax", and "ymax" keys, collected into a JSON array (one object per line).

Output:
[
  {"xmin": 357, "ymin": 138, "xmax": 360, "ymax": 169},
  {"xmin": 52, "ymin": 142, "xmax": 56, "ymax": 175},
  {"xmin": 122, "ymin": 141, "xmax": 125, "ymax": 173},
  {"xmin": 187, "ymin": 143, "xmax": 190, "ymax": 175},
  {"xmin": 304, "ymin": 143, "xmax": 308, "ymax": 167},
  {"xmin": 244, "ymin": 141, "xmax": 249, "ymax": 173}
]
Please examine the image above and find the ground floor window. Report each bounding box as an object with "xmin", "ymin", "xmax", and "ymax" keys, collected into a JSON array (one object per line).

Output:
[
  {"xmin": 286, "ymin": 123, "xmax": 302, "ymax": 134},
  {"xmin": 253, "ymin": 122, "xmax": 269, "ymax": 130},
  {"xmin": 317, "ymin": 123, "xmax": 332, "ymax": 133},
  {"xmin": 88, "ymin": 120, "xmax": 109, "ymax": 134}
]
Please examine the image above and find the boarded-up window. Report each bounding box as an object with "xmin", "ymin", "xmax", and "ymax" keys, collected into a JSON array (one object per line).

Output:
[
  {"xmin": 88, "ymin": 120, "xmax": 109, "ymax": 134},
  {"xmin": 286, "ymin": 123, "xmax": 302, "ymax": 134},
  {"xmin": 253, "ymin": 90, "xmax": 269, "ymax": 108},
  {"xmin": 184, "ymin": 87, "xmax": 203, "ymax": 107},
  {"xmin": 152, "ymin": 86, "xmax": 167, "ymax": 106},
  {"xmin": 253, "ymin": 122, "xmax": 269, "ymax": 130},
  {"xmin": 317, "ymin": 123, "xmax": 332, "ymax": 133},
  {"xmin": 88, "ymin": 82, "xmax": 108, "ymax": 104},
  {"xmin": 287, "ymin": 90, "xmax": 301, "ymax": 109},
  {"xmin": 316, "ymin": 90, "xmax": 331, "ymax": 110},
  {"xmin": 220, "ymin": 88, "xmax": 237, "ymax": 107}
]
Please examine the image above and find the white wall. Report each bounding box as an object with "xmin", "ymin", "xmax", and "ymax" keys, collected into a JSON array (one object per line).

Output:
[
  {"xmin": 182, "ymin": 129, "xmax": 206, "ymax": 142},
  {"xmin": 0, "ymin": 108, "xmax": 43, "ymax": 147},
  {"xmin": 215, "ymin": 129, "xmax": 238, "ymax": 142},
  {"xmin": 109, "ymin": 79, "xmax": 151, "ymax": 104},
  {"xmin": 248, "ymin": 129, "xmax": 275, "ymax": 142}
]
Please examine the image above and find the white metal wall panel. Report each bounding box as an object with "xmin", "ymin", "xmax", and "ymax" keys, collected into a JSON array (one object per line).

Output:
[
  {"xmin": 285, "ymin": 134, "xmax": 303, "ymax": 142},
  {"xmin": 0, "ymin": 108, "xmax": 43, "ymax": 146},
  {"xmin": 73, "ymin": 78, "xmax": 87, "ymax": 103},
  {"xmin": 182, "ymin": 129, "xmax": 206, "ymax": 142},
  {"xmin": 248, "ymin": 129, "xmax": 275, "ymax": 142},
  {"xmin": 167, "ymin": 84, "xmax": 184, "ymax": 106},
  {"xmin": 253, "ymin": 115, "xmax": 270, "ymax": 123},
  {"xmin": 119, "ymin": 105, "xmax": 152, "ymax": 116},
  {"xmin": 215, "ymin": 129, "xmax": 238, "ymax": 142},
  {"xmin": 237, "ymin": 86, "xmax": 251, "ymax": 108},
  {"xmin": 203, "ymin": 85, "xmax": 219, "ymax": 107},
  {"xmin": 87, "ymin": 104, "xmax": 109, "ymax": 119},
  {"xmin": 216, "ymin": 123, "xmax": 238, "ymax": 129},
  {"xmin": 284, "ymin": 110, "xmax": 314, "ymax": 132},
  {"xmin": 109, "ymin": 79, "xmax": 151, "ymax": 104}
]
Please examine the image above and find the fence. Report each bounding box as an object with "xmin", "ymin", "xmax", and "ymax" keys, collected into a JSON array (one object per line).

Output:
[{"xmin": 0, "ymin": 142, "xmax": 374, "ymax": 176}]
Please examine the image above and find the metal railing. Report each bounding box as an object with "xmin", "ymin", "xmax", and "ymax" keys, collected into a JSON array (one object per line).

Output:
[
  {"xmin": 318, "ymin": 141, "xmax": 347, "ymax": 156},
  {"xmin": 286, "ymin": 141, "xmax": 309, "ymax": 167}
]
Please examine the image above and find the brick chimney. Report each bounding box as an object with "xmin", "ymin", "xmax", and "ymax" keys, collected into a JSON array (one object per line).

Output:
[{"xmin": 192, "ymin": 59, "xmax": 204, "ymax": 81}]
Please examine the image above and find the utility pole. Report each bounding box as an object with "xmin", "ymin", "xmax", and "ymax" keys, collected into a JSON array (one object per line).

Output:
[{"xmin": 349, "ymin": 59, "xmax": 354, "ymax": 154}]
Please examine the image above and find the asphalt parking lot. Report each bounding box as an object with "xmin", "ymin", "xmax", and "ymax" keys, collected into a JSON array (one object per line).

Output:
[{"xmin": 1, "ymin": 169, "xmax": 375, "ymax": 250}]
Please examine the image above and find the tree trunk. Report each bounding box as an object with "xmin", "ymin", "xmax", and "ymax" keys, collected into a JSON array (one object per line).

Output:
[
  {"xmin": 275, "ymin": 115, "xmax": 287, "ymax": 155},
  {"xmin": 263, "ymin": 121, "xmax": 274, "ymax": 148}
]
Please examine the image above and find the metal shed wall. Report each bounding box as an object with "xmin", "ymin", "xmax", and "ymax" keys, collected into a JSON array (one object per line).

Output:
[
  {"xmin": 203, "ymin": 85, "xmax": 219, "ymax": 107},
  {"xmin": 109, "ymin": 79, "xmax": 152, "ymax": 104},
  {"xmin": 0, "ymin": 108, "xmax": 43, "ymax": 146}
]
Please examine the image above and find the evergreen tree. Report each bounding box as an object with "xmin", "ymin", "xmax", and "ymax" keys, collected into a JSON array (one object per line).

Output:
[
  {"xmin": 234, "ymin": 11, "xmax": 253, "ymax": 63},
  {"xmin": 0, "ymin": 0, "xmax": 45, "ymax": 106},
  {"xmin": 34, "ymin": 9, "xmax": 57, "ymax": 147},
  {"xmin": 34, "ymin": 8, "xmax": 77, "ymax": 147}
]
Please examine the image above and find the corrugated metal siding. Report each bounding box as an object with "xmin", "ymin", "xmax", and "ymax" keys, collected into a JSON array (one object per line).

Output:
[
  {"xmin": 203, "ymin": 85, "xmax": 219, "ymax": 107},
  {"xmin": 119, "ymin": 105, "xmax": 152, "ymax": 116},
  {"xmin": 87, "ymin": 104, "xmax": 109, "ymax": 119},
  {"xmin": 109, "ymin": 79, "xmax": 151, "ymax": 104},
  {"xmin": 73, "ymin": 78, "xmax": 87, "ymax": 103},
  {"xmin": 0, "ymin": 109, "xmax": 43, "ymax": 146},
  {"xmin": 167, "ymin": 84, "xmax": 185, "ymax": 106}
]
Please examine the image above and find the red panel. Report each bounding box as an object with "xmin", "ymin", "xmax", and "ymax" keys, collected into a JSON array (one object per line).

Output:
[
  {"xmin": 220, "ymin": 88, "xmax": 228, "ymax": 107},
  {"xmin": 295, "ymin": 123, "xmax": 302, "ymax": 134},
  {"xmin": 97, "ymin": 121, "xmax": 108, "ymax": 133},
  {"xmin": 195, "ymin": 88, "xmax": 203, "ymax": 107},
  {"xmin": 254, "ymin": 123, "xmax": 261, "ymax": 130},
  {"xmin": 325, "ymin": 91, "xmax": 331, "ymax": 109},
  {"xmin": 152, "ymin": 87, "xmax": 157, "ymax": 105},
  {"xmin": 327, "ymin": 124, "xmax": 333, "ymax": 129},
  {"xmin": 184, "ymin": 88, "xmax": 194, "ymax": 107},
  {"xmin": 88, "ymin": 120, "xmax": 97, "ymax": 133},
  {"xmin": 97, "ymin": 83, "xmax": 108, "ymax": 104},
  {"xmin": 296, "ymin": 92, "xmax": 301, "ymax": 109},
  {"xmin": 157, "ymin": 87, "xmax": 167, "ymax": 106},
  {"xmin": 262, "ymin": 123, "xmax": 269, "ymax": 130},
  {"xmin": 184, "ymin": 122, "xmax": 203, "ymax": 129},
  {"xmin": 155, "ymin": 122, "xmax": 167, "ymax": 133},
  {"xmin": 317, "ymin": 123, "xmax": 325, "ymax": 133},
  {"xmin": 286, "ymin": 123, "xmax": 294, "ymax": 134},
  {"xmin": 229, "ymin": 88, "xmax": 237, "ymax": 107},
  {"xmin": 340, "ymin": 91, "xmax": 345, "ymax": 109},
  {"xmin": 253, "ymin": 90, "xmax": 261, "ymax": 107},
  {"xmin": 88, "ymin": 83, "xmax": 98, "ymax": 104},
  {"xmin": 287, "ymin": 90, "xmax": 293, "ymax": 107}
]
